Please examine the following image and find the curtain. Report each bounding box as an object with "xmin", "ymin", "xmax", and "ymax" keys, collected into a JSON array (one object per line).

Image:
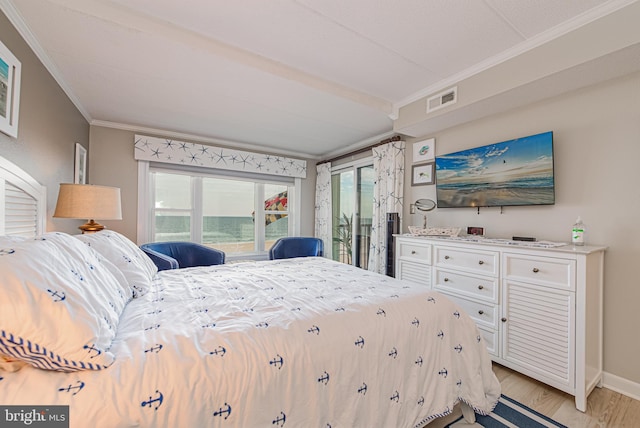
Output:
[
  {"xmin": 314, "ymin": 162, "xmax": 332, "ymax": 259},
  {"xmin": 367, "ymin": 141, "xmax": 405, "ymax": 274}
]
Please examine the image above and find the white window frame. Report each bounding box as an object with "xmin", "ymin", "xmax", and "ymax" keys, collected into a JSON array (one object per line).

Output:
[{"xmin": 137, "ymin": 161, "xmax": 300, "ymax": 261}]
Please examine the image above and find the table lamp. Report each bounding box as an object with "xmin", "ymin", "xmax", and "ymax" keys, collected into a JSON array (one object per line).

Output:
[{"xmin": 53, "ymin": 183, "xmax": 122, "ymax": 233}]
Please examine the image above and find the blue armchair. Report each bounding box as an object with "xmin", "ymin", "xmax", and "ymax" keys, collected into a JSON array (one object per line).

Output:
[
  {"xmin": 140, "ymin": 241, "xmax": 226, "ymax": 271},
  {"xmin": 269, "ymin": 237, "xmax": 324, "ymax": 260}
]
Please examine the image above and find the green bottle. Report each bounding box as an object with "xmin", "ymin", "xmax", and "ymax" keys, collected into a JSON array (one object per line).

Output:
[{"xmin": 572, "ymin": 217, "xmax": 585, "ymax": 246}]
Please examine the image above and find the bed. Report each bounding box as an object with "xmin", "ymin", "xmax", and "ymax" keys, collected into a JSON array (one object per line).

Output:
[{"xmin": 0, "ymin": 156, "xmax": 500, "ymax": 427}]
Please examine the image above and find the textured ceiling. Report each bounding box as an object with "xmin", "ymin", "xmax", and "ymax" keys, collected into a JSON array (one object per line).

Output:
[{"xmin": 1, "ymin": 0, "xmax": 631, "ymax": 157}]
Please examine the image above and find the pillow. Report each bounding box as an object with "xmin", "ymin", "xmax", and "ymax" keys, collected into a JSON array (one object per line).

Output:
[
  {"xmin": 48, "ymin": 232, "xmax": 133, "ymax": 299},
  {"xmin": 75, "ymin": 230, "xmax": 158, "ymax": 297},
  {"xmin": 0, "ymin": 232, "xmax": 130, "ymax": 371}
]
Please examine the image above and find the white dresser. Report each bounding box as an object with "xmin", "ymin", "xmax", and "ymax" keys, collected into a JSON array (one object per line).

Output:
[{"xmin": 395, "ymin": 234, "xmax": 606, "ymax": 412}]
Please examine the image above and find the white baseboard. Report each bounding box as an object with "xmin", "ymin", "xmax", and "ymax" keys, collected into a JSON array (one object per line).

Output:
[{"xmin": 602, "ymin": 371, "xmax": 640, "ymax": 401}]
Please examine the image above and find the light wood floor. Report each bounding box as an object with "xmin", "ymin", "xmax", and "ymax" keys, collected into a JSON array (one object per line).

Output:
[{"xmin": 429, "ymin": 363, "xmax": 640, "ymax": 428}]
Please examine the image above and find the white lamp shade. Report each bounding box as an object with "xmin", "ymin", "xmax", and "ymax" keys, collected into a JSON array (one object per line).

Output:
[{"xmin": 54, "ymin": 183, "xmax": 122, "ymax": 220}]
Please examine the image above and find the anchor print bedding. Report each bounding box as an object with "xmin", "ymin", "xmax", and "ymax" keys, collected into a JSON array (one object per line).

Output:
[{"xmin": 0, "ymin": 233, "xmax": 500, "ymax": 428}]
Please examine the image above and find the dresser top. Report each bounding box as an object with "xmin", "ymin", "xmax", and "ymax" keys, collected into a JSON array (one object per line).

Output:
[{"xmin": 396, "ymin": 234, "xmax": 607, "ymax": 255}]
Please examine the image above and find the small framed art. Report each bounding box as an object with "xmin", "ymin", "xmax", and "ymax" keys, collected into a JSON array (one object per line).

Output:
[
  {"xmin": 74, "ymin": 143, "xmax": 87, "ymax": 184},
  {"xmin": 412, "ymin": 138, "xmax": 435, "ymax": 162},
  {"xmin": 411, "ymin": 162, "xmax": 435, "ymax": 186},
  {"xmin": 0, "ymin": 38, "xmax": 22, "ymax": 138}
]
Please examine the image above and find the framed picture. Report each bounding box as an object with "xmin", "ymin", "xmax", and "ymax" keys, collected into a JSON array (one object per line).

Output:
[
  {"xmin": 411, "ymin": 162, "xmax": 435, "ymax": 186},
  {"xmin": 412, "ymin": 138, "xmax": 435, "ymax": 162},
  {"xmin": 0, "ymin": 39, "xmax": 22, "ymax": 138},
  {"xmin": 74, "ymin": 143, "xmax": 87, "ymax": 184}
]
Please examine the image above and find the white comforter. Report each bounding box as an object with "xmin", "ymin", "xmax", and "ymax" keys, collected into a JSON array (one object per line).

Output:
[{"xmin": 0, "ymin": 258, "xmax": 499, "ymax": 427}]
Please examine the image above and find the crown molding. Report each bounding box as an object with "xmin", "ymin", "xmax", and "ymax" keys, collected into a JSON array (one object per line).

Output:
[
  {"xmin": 392, "ymin": 0, "xmax": 638, "ymax": 111},
  {"xmin": 91, "ymin": 120, "xmax": 323, "ymax": 160},
  {"xmin": 318, "ymin": 129, "xmax": 397, "ymax": 162},
  {"xmin": 93, "ymin": 120, "xmax": 398, "ymax": 162},
  {"xmin": 0, "ymin": 0, "xmax": 92, "ymax": 123}
]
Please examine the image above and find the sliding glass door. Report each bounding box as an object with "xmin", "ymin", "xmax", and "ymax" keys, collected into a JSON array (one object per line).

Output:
[{"xmin": 331, "ymin": 160, "xmax": 374, "ymax": 268}]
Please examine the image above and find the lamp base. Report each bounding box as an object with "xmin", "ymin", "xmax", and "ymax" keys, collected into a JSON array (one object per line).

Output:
[{"xmin": 79, "ymin": 219, "xmax": 105, "ymax": 234}]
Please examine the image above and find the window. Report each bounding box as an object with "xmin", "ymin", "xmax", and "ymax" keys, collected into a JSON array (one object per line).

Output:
[
  {"xmin": 331, "ymin": 159, "xmax": 374, "ymax": 268},
  {"xmin": 154, "ymin": 172, "xmax": 191, "ymax": 241},
  {"xmin": 145, "ymin": 167, "xmax": 297, "ymax": 258}
]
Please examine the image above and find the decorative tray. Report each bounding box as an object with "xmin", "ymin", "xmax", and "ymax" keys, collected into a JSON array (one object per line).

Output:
[{"xmin": 408, "ymin": 226, "xmax": 462, "ymax": 237}]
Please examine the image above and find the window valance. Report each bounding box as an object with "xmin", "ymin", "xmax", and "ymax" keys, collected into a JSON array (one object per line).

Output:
[{"xmin": 134, "ymin": 135, "xmax": 307, "ymax": 179}]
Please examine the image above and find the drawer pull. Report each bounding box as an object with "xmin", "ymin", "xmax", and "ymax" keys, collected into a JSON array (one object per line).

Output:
[
  {"xmin": 444, "ymin": 255, "xmax": 450, "ymax": 260},
  {"xmin": 478, "ymin": 310, "xmax": 484, "ymax": 315},
  {"xmin": 478, "ymin": 260, "xmax": 484, "ymax": 265},
  {"xmin": 477, "ymin": 285, "xmax": 484, "ymax": 290},
  {"xmin": 444, "ymin": 278, "xmax": 450, "ymax": 282},
  {"xmin": 532, "ymin": 267, "xmax": 540, "ymax": 273},
  {"xmin": 411, "ymin": 250, "xmax": 417, "ymax": 255},
  {"xmin": 501, "ymin": 317, "xmax": 507, "ymax": 323}
]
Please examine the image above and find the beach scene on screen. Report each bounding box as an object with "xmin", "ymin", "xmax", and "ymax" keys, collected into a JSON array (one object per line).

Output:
[{"xmin": 435, "ymin": 132, "xmax": 554, "ymax": 208}]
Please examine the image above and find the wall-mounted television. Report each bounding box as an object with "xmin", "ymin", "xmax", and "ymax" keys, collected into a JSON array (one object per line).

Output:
[{"xmin": 435, "ymin": 131, "xmax": 555, "ymax": 208}]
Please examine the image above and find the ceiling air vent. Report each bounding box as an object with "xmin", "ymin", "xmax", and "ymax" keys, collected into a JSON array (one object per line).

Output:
[{"xmin": 426, "ymin": 86, "xmax": 457, "ymax": 113}]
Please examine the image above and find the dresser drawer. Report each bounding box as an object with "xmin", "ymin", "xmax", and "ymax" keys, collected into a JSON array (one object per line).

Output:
[
  {"xmin": 434, "ymin": 246, "xmax": 499, "ymax": 277},
  {"xmin": 504, "ymin": 253, "xmax": 575, "ymax": 291},
  {"xmin": 433, "ymin": 268, "xmax": 498, "ymax": 303},
  {"xmin": 440, "ymin": 292, "xmax": 498, "ymax": 329},
  {"xmin": 398, "ymin": 240, "xmax": 431, "ymax": 263}
]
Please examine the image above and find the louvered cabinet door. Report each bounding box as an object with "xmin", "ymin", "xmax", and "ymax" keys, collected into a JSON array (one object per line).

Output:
[
  {"xmin": 501, "ymin": 280, "xmax": 575, "ymax": 393},
  {"xmin": 396, "ymin": 259, "xmax": 431, "ymax": 287}
]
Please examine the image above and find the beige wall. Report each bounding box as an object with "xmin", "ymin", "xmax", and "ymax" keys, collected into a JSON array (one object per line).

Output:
[
  {"xmin": 403, "ymin": 72, "xmax": 640, "ymax": 385},
  {"xmin": 88, "ymin": 126, "xmax": 139, "ymax": 239},
  {"xmin": 89, "ymin": 125, "xmax": 318, "ymax": 243},
  {"xmin": 0, "ymin": 10, "xmax": 89, "ymax": 234}
]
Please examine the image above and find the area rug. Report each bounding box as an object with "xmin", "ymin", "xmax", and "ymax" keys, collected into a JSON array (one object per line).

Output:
[{"xmin": 446, "ymin": 394, "xmax": 567, "ymax": 428}]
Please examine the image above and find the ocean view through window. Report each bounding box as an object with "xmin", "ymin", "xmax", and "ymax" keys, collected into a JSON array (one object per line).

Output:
[{"xmin": 151, "ymin": 169, "xmax": 293, "ymax": 256}]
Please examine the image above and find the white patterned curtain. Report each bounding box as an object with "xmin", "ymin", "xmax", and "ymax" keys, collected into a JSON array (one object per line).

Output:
[
  {"xmin": 314, "ymin": 162, "xmax": 332, "ymax": 259},
  {"xmin": 367, "ymin": 141, "xmax": 405, "ymax": 274}
]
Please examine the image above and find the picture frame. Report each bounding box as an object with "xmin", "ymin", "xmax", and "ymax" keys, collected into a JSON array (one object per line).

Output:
[
  {"xmin": 0, "ymin": 38, "xmax": 22, "ymax": 138},
  {"xmin": 74, "ymin": 143, "xmax": 87, "ymax": 184},
  {"xmin": 412, "ymin": 138, "xmax": 435, "ymax": 162},
  {"xmin": 411, "ymin": 162, "xmax": 435, "ymax": 186}
]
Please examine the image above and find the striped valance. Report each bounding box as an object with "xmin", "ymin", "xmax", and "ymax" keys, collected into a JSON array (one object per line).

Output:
[{"xmin": 134, "ymin": 135, "xmax": 307, "ymax": 179}]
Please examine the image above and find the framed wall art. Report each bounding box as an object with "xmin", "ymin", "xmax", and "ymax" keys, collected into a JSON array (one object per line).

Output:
[
  {"xmin": 0, "ymin": 39, "xmax": 21, "ymax": 138},
  {"xmin": 412, "ymin": 138, "xmax": 435, "ymax": 162},
  {"xmin": 411, "ymin": 162, "xmax": 435, "ymax": 186},
  {"xmin": 74, "ymin": 143, "xmax": 87, "ymax": 184}
]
